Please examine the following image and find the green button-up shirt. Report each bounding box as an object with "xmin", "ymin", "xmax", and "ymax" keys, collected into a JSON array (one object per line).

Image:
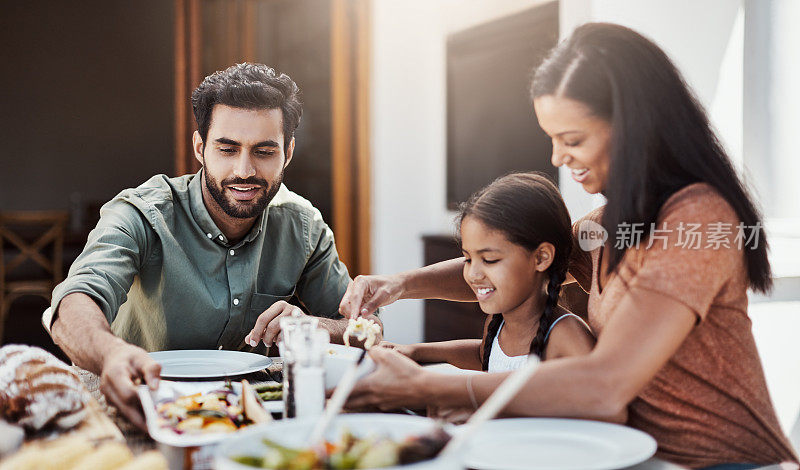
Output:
[{"xmin": 49, "ymin": 172, "xmax": 351, "ymax": 352}]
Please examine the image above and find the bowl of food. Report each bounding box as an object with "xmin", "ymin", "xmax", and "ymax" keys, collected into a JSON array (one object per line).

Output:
[
  {"xmin": 215, "ymin": 413, "xmax": 458, "ymax": 470},
  {"xmin": 323, "ymin": 344, "xmax": 375, "ymax": 390}
]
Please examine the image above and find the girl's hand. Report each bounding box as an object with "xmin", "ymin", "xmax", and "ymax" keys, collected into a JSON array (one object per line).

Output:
[
  {"xmin": 377, "ymin": 341, "xmax": 417, "ymax": 360},
  {"xmin": 338, "ymin": 274, "xmax": 405, "ymax": 318},
  {"xmin": 346, "ymin": 347, "xmax": 429, "ymax": 410}
]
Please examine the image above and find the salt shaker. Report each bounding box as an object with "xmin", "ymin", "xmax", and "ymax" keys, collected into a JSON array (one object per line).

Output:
[{"xmin": 278, "ymin": 311, "xmax": 329, "ymax": 419}]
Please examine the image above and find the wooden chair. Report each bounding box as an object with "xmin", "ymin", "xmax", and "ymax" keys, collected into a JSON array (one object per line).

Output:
[{"xmin": 0, "ymin": 210, "xmax": 69, "ymax": 342}]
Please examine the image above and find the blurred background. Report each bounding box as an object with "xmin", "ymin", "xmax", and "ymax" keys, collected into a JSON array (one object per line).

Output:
[{"xmin": 1, "ymin": 0, "xmax": 798, "ymax": 438}]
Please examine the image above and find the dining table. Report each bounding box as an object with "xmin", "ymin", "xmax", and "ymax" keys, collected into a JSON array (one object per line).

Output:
[
  {"xmin": 2, "ymin": 355, "xmax": 784, "ymax": 470},
  {"xmin": 62, "ymin": 360, "xmax": 695, "ymax": 470}
]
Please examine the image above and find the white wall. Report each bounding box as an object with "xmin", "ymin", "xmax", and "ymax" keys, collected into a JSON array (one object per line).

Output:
[
  {"xmin": 371, "ymin": 0, "xmax": 799, "ymax": 348},
  {"xmin": 744, "ymin": 0, "xmax": 800, "ymax": 221},
  {"xmin": 370, "ymin": 0, "xmax": 548, "ymax": 343}
]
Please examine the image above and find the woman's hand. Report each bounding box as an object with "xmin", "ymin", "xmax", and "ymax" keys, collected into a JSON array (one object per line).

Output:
[
  {"xmin": 338, "ymin": 274, "xmax": 405, "ymax": 318},
  {"xmin": 346, "ymin": 347, "xmax": 430, "ymax": 411}
]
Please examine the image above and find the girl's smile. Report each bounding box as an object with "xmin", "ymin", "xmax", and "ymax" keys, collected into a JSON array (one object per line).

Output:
[{"xmin": 474, "ymin": 286, "xmax": 496, "ymax": 300}]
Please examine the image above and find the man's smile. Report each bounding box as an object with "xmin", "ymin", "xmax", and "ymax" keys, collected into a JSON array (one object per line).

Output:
[{"xmin": 226, "ymin": 184, "xmax": 264, "ymax": 201}]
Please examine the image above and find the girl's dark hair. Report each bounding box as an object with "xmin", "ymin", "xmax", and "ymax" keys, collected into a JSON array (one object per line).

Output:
[
  {"xmin": 532, "ymin": 23, "xmax": 772, "ymax": 293},
  {"xmin": 457, "ymin": 172, "xmax": 572, "ymax": 369}
]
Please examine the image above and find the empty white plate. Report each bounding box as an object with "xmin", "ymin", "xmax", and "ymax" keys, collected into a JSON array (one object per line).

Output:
[
  {"xmin": 460, "ymin": 418, "xmax": 657, "ymax": 470},
  {"xmin": 149, "ymin": 350, "xmax": 273, "ymax": 379}
]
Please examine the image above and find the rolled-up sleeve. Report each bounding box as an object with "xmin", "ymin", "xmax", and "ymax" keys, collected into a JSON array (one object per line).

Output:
[
  {"xmin": 623, "ymin": 189, "xmax": 741, "ymax": 323},
  {"xmin": 294, "ymin": 211, "xmax": 352, "ymax": 319},
  {"xmin": 48, "ymin": 199, "xmax": 153, "ymax": 331}
]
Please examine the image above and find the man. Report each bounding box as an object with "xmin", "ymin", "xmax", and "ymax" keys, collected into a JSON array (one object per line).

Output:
[{"xmin": 46, "ymin": 63, "xmax": 378, "ymax": 428}]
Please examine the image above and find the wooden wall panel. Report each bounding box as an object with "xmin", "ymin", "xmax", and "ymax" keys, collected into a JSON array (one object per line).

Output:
[
  {"xmin": 331, "ymin": 0, "xmax": 371, "ymax": 275},
  {"xmin": 174, "ymin": 0, "xmax": 202, "ymax": 176}
]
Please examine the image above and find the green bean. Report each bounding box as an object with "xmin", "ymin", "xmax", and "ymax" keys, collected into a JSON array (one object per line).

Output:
[
  {"xmin": 258, "ymin": 390, "xmax": 283, "ymax": 401},
  {"xmin": 254, "ymin": 383, "xmax": 283, "ymax": 393}
]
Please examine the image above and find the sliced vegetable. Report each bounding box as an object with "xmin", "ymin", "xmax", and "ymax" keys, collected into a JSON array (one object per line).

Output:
[
  {"xmin": 242, "ymin": 379, "xmax": 273, "ymax": 424},
  {"xmin": 186, "ymin": 409, "xmax": 228, "ymax": 419}
]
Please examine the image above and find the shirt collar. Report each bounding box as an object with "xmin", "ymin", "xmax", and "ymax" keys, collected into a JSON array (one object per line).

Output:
[{"xmin": 188, "ymin": 170, "xmax": 268, "ymax": 247}]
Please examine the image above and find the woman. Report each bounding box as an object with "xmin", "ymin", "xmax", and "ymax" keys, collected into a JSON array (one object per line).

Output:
[{"xmin": 340, "ymin": 23, "xmax": 798, "ymax": 468}]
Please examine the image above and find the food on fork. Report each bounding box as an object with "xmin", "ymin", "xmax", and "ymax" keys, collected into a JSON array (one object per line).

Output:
[{"xmin": 343, "ymin": 317, "xmax": 382, "ymax": 349}]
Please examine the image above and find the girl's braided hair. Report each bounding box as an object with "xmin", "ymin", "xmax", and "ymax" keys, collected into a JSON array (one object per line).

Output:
[{"xmin": 456, "ymin": 172, "xmax": 572, "ymax": 370}]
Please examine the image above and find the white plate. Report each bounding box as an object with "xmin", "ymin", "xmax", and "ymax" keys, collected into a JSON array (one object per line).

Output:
[
  {"xmin": 149, "ymin": 350, "xmax": 273, "ymax": 379},
  {"xmin": 460, "ymin": 418, "xmax": 656, "ymax": 470},
  {"xmin": 215, "ymin": 413, "xmax": 460, "ymax": 470}
]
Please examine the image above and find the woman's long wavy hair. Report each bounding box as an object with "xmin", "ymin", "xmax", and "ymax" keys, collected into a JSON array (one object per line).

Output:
[
  {"xmin": 457, "ymin": 172, "xmax": 572, "ymax": 369},
  {"xmin": 531, "ymin": 23, "xmax": 772, "ymax": 293}
]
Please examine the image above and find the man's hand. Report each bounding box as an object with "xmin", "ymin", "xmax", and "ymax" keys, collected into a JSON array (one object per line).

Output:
[
  {"xmin": 245, "ymin": 300, "xmax": 304, "ymax": 348},
  {"xmin": 99, "ymin": 343, "xmax": 161, "ymax": 430},
  {"xmin": 51, "ymin": 293, "xmax": 161, "ymax": 430},
  {"xmin": 338, "ymin": 274, "xmax": 405, "ymax": 319}
]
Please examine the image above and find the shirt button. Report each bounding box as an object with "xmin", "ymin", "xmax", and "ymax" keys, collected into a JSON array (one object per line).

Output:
[
  {"xmin": 229, "ymin": 249, "xmax": 235, "ymax": 256},
  {"xmin": 218, "ymin": 235, "xmax": 224, "ymax": 241},
  {"xmin": 233, "ymin": 298, "xmax": 240, "ymax": 306},
  {"xmin": 207, "ymin": 233, "xmax": 212, "ymax": 239}
]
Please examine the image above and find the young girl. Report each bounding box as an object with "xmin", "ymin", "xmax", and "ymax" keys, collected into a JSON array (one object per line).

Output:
[{"xmin": 387, "ymin": 172, "xmax": 595, "ymax": 371}]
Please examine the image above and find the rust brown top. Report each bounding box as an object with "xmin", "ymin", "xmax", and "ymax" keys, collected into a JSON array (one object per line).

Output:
[{"xmin": 570, "ymin": 183, "xmax": 797, "ymax": 468}]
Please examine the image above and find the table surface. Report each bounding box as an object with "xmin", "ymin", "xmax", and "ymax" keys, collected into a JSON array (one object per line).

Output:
[{"xmin": 75, "ymin": 364, "xmax": 690, "ymax": 469}]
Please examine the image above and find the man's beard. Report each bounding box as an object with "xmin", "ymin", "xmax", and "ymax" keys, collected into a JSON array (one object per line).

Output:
[{"xmin": 204, "ymin": 167, "xmax": 282, "ymax": 219}]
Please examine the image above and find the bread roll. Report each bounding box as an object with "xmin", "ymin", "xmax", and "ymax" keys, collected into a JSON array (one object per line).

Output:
[
  {"xmin": 0, "ymin": 345, "xmax": 88, "ymax": 431},
  {"xmin": 0, "ymin": 420, "xmax": 24, "ymax": 457},
  {"xmin": 0, "ymin": 436, "xmax": 93, "ymax": 470},
  {"xmin": 68, "ymin": 442, "xmax": 133, "ymax": 470},
  {"xmin": 117, "ymin": 450, "xmax": 169, "ymax": 470}
]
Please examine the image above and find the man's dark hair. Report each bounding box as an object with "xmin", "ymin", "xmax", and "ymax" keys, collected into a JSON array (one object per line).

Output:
[{"xmin": 191, "ymin": 63, "xmax": 302, "ymax": 152}]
